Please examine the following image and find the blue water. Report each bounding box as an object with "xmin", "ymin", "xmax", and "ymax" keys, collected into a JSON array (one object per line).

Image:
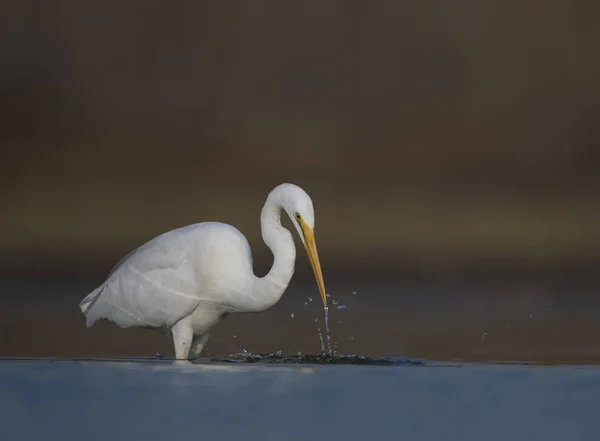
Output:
[{"xmin": 0, "ymin": 358, "xmax": 598, "ymax": 441}]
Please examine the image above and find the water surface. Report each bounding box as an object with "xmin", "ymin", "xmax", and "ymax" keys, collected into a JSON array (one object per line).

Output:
[{"xmin": 0, "ymin": 357, "xmax": 598, "ymax": 441}]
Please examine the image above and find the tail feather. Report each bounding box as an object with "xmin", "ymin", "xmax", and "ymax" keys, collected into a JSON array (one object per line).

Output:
[{"xmin": 79, "ymin": 285, "xmax": 105, "ymax": 326}]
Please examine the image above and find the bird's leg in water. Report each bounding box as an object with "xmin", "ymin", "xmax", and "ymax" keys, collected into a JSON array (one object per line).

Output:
[
  {"xmin": 190, "ymin": 333, "xmax": 210, "ymax": 359},
  {"xmin": 171, "ymin": 316, "xmax": 193, "ymax": 361}
]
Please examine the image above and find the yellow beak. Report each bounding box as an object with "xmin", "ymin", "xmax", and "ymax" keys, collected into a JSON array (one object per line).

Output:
[{"xmin": 299, "ymin": 220, "xmax": 328, "ymax": 306}]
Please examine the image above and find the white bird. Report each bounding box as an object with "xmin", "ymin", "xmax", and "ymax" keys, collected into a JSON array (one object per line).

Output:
[{"xmin": 79, "ymin": 183, "xmax": 327, "ymax": 361}]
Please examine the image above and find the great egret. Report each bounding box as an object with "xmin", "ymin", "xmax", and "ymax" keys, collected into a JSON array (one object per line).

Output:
[{"xmin": 79, "ymin": 183, "xmax": 328, "ymax": 360}]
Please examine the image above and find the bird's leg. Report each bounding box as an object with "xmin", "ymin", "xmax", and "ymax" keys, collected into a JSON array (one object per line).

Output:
[
  {"xmin": 189, "ymin": 333, "xmax": 210, "ymax": 359},
  {"xmin": 171, "ymin": 316, "xmax": 193, "ymax": 361}
]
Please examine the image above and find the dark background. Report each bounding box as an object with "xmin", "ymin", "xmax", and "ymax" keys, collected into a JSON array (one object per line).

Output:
[{"xmin": 1, "ymin": 1, "xmax": 599, "ymax": 363}]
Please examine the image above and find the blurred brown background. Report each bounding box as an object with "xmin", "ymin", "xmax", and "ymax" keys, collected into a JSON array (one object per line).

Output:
[{"xmin": 1, "ymin": 1, "xmax": 599, "ymax": 363}]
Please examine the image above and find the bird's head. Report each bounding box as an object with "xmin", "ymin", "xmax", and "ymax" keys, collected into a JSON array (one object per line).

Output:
[{"xmin": 274, "ymin": 183, "xmax": 327, "ymax": 307}]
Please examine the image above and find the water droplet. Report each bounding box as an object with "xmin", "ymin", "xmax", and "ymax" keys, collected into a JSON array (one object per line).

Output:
[
  {"xmin": 332, "ymin": 299, "xmax": 339, "ymax": 305},
  {"xmin": 323, "ymin": 305, "xmax": 333, "ymax": 355},
  {"xmin": 529, "ymin": 313, "xmax": 533, "ymax": 318},
  {"xmin": 507, "ymin": 324, "xmax": 512, "ymax": 329},
  {"xmin": 304, "ymin": 302, "xmax": 308, "ymax": 306},
  {"xmin": 337, "ymin": 304, "xmax": 346, "ymax": 309},
  {"xmin": 338, "ymin": 320, "xmax": 342, "ymax": 324},
  {"xmin": 308, "ymin": 296, "xmax": 313, "ymax": 302},
  {"xmin": 290, "ymin": 313, "xmax": 295, "ymax": 318},
  {"xmin": 314, "ymin": 318, "xmax": 319, "ymax": 323},
  {"xmin": 326, "ymin": 293, "xmax": 331, "ymax": 297},
  {"xmin": 317, "ymin": 328, "xmax": 325, "ymax": 353},
  {"xmin": 232, "ymin": 334, "xmax": 237, "ymax": 339},
  {"xmin": 548, "ymin": 302, "xmax": 552, "ymax": 306},
  {"xmin": 481, "ymin": 332, "xmax": 487, "ymax": 340},
  {"xmin": 352, "ymin": 291, "xmax": 357, "ymax": 295}
]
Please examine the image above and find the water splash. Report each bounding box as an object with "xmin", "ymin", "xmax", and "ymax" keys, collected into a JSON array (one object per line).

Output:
[
  {"xmin": 212, "ymin": 351, "xmax": 427, "ymax": 366},
  {"xmin": 317, "ymin": 328, "xmax": 325, "ymax": 353},
  {"xmin": 323, "ymin": 305, "xmax": 333, "ymax": 355}
]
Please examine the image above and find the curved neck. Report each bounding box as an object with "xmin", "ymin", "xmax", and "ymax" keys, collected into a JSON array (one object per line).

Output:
[{"xmin": 247, "ymin": 197, "xmax": 296, "ymax": 312}]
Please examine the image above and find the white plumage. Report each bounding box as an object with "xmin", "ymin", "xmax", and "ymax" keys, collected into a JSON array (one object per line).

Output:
[{"xmin": 79, "ymin": 183, "xmax": 328, "ymax": 361}]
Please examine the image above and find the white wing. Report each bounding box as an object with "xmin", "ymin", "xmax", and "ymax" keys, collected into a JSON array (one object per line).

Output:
[{"xmin": 80, "ymin": 224, "xmax": 208, "ymax": 329}]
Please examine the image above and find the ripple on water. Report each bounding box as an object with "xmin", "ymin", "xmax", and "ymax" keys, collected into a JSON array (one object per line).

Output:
[{"xmin": 206, "ymin": 352, "xmax": 427, "ymax": 366}]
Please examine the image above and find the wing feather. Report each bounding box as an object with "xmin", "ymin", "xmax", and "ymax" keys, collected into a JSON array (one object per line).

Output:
[{"xmin": 82, "ymin": 225, "xmax": 203, "ymax": 329}]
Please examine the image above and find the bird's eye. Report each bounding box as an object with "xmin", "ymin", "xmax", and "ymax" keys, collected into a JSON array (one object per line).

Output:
[{"xmin": 295, "ymin": 213, "xmax": 301, "ymax": 220}]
